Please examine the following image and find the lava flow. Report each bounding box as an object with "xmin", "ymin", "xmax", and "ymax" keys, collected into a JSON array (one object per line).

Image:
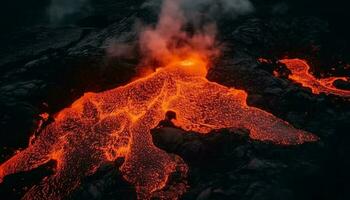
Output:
[
  {"xmin": 0, "ymin": 0, "xmax": 319, "ymax": 199},
  {"xmin": 279, "ymin": 58, "xmax": 350, "ymax": 97},
  {"xmin": 0, "ymin": 54, "xmax": 317, "ymax": 200}
]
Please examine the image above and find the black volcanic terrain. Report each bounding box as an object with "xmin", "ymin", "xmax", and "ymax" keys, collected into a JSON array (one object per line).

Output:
[{"xmin": 0, "ymin": 0, "xmax": 349, "ymax": 199}]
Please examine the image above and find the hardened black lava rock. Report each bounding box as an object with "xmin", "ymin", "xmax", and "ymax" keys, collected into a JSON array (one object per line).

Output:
[{"xmin": 0, "ymin": 0, "xmax": 350, "ymax": 200}]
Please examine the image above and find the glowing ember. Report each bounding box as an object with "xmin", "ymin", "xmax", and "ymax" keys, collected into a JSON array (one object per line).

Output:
[
  {"xmin": 0, "ymin": 55, "xmax": 317, "ymax": 199},
  {"xmin": 279, "ymin": 58, "xmax": 350, "ymax": 97}
]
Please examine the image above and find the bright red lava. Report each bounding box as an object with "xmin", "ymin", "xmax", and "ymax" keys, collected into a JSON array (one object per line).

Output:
[
  {"xmin": 279, "ymin": 58, "xmax": 350, "ymax": 97},
  {"xmin": 0, "ymin": 55, "xmax": 318, "ymax": 199}
]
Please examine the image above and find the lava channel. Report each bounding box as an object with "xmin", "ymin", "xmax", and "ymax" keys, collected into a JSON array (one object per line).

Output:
[
  {"xmin": 279, "ymin": 58, "xmax": 350, "ymax": 97},
  {"xmin": 0, "ymin": 56, "xmax": 318, "ymax": 200}
]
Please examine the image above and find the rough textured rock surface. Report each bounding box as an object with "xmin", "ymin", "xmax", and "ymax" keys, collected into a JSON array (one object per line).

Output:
[{"xmin": 0, "ymin": 0, "xmax": 349, "ymax": 199}]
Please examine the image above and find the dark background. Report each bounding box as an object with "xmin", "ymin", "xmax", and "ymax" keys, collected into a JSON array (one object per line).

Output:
[{"xmin": 0, "ymin": 0, "xmax": 349, "ymax": 200}]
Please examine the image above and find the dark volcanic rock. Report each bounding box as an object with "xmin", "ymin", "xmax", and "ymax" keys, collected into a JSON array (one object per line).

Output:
[
  {"xmin": 152, "ymin": 126, "xmax": 324, "ymax": 200},
  {"xmin": 0, "ymin": 27, "xmax": 84, "ymax": 67},
  {"xmin": 69, "ymin": 160, "xmax": 136, "ymax": 200},
  {"xmin": 1, "ymin": 0, "xmax": 350, "ymax": 200}
]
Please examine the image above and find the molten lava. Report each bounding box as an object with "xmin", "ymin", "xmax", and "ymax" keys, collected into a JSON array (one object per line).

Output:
[
  {"xmin": 0, "ymin": 54, "xmax": 318, "ymax": 200},
  {"xmin": 279, "ymin": 58, "xmax": 350, "ymax": 97}
]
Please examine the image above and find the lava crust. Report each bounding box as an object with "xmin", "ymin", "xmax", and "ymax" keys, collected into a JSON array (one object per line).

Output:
[{"xmin": 0, "ymin": 55, "xmax": 317, "ymax": 199}]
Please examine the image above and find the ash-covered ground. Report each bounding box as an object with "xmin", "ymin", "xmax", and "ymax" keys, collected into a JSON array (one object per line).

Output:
[{"xmin": 0, "ymin": 0, "xmax": 349, "ymax": 199}]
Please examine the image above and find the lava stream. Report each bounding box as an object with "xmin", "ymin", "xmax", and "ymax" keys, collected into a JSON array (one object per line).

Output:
[
  {"xmin": 0, "ymin": 57, "xmax": 318, "ymax": 199},
  {"xmin": 279, "ymin": 58, "xmax": 350, "ymax": 97}
]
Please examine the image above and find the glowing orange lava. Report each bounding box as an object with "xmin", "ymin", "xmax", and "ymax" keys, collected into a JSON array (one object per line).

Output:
[
  {"xmin": 279, "ymin": 58, "xmax": 350, "ymax": 97},
  {"xmin": 0, "ymin": 53, "xmax": 318, "ymax": 200}
]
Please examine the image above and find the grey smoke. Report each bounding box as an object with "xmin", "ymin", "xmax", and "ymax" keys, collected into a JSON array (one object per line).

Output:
[
  {"xmin": 47, "ymin": 0, "xmax": 90, "ymax": 24},
  {"xmin": 108, "ymin": 0, "xmax": 255, "ymax": 61},
  {"xmin": 142, "ymin": 0, "xmax": 254, "ymax": 21},
  {"xmin": 182, "ymin": 0, "xmax": 254, "ymax": 17}
]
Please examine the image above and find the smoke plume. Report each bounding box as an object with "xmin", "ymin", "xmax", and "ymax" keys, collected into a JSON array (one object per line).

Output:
[
  {"xmin": 108, "ymin": 0, "xmax": 254, "ymax": 70},
  {"xmin": 140, "ymin": 0, "xmax": 253, "ymax": 66}
]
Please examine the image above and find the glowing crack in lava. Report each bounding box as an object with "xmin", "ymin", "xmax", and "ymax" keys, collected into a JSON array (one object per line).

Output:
[
  {"xmin": 0, "ymin": 0, "xmax": 318, "ymax": 198},
  {"xmin": 279, "ymin": 58, "xmax": 350, "ymax": 97},
  {"xmin": 0, "ymin": 54, "xmax": 318, "ymax": 199}
]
